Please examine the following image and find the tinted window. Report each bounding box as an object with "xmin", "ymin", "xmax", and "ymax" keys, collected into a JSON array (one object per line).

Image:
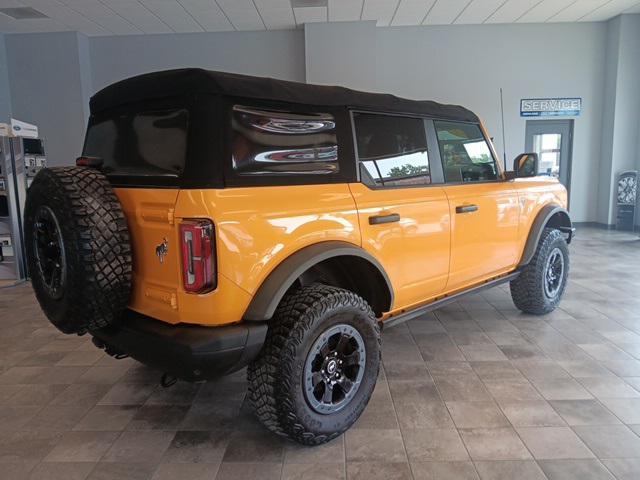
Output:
[
  {"xmin": 83, "ymin": 108, "xmax": 188, "ymax": 177},
  {"xmin": 434, "ymin": 121, "xmax": 497, "ymax": 183},
  {"xmin": 354, "ymin": 113, "xmax": 430, "ymax": 188},
  {"xmin": 231, "ymin": 106, "xmax": 338, "ymax": 176}
]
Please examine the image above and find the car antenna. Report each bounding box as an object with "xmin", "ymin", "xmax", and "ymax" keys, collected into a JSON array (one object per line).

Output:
[{"xmin": 500, "ymin": 87, "xmax": 507, "ymax": 169}]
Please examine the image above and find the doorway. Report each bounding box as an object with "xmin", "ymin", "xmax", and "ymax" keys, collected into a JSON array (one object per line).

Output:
[{"xmin": 525, "ymin": 119, "xmax": 574, "ymax": 194}]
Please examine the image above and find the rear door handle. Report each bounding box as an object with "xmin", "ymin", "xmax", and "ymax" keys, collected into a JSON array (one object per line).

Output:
[
  {"xmin": 456, "ymin": 204, "xmax": 479, "ymax": 214},
  {"xmin": 369, "ymin": 213, "xmax": 400, "ymax": 225}
]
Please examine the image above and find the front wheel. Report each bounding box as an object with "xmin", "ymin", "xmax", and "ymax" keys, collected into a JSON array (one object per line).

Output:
[
  {"xmin": 510, "ymin": 228, "xmax": 569, "ymax": 315},
  {"xmin": 247, "ymin": 284, "xmax": 381, "ymax": 445}
]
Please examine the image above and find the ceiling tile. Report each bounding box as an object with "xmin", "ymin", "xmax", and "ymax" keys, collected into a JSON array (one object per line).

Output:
[
  {"xmin": 516, "ymin": 0, "xmax": 575, "ymax": 23},
  {"xmin": 547, "ymin": 0, "xmax": 610, "ymax": 22},
  {"xmin": 255, "ymin": 0, "xmax": 296, "ymax": 29},
  {"xmin": 362, "ymin": 0, "xmax": 400, "ymax": 26},
  {"xmin": 20, "ymin": 0, "xmax": 110, "ymax": 35},
  {"xmin": 580, "ymin": 0, "xmax": 640, "ymax": 21},
  {"xmin": 392, "ymin": 0, "xmax": 436, "ymax": 26},
  {"xmin": 624, "ymin": 2, "xmax": 640, "ymax": 12},
  {"xmin": 179, "ymin": 0, "xmax": 233, "ymax": 31},
  {"xmin": 137, "ymin": 0, "xmax": 204, "ymax": 33},
  {"xmin": 217, "ymin": 0, "xmax": 265, "ymax": 30},
  {"xmin": 485, "ymin": 0, "xmax": 543, "ymax": 23},
  {"xmin": 455, "ymin": 0, "xmax": 507, "ymax": 24},
  {"xmin": 328, "ymin": 0, "xmax": 362, "ymax": 21},
  {"xmin": 423, "ymin": 0, "xmax": 472, "ymax": 25},
  {"xmin": 293, "ymin": 5, "xmax": 327, "ymax": 23},
  {"xmin": 59, "ymin": 0, "xmax": 141, "ymax": 35},
  {"xmin": 98, "ymin": 0, "xmax": 173, "ymax": 34}
]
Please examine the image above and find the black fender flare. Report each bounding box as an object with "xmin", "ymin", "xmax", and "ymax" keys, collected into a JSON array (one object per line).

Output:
[
  {"xmin": 519, "ymin": 204, "xmax": 573, "ymax": 267},
  {"xmin": 243, "ymin": 241, "xmax": 394, "ymax": 321}
]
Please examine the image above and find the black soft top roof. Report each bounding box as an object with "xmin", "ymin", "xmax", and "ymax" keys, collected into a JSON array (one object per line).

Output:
[{"xmin": 90, "ymin": 68, "xmax": 479, "ymax": 123}]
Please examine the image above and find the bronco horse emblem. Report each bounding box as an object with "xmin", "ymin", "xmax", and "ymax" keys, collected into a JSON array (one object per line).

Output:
[{"xmin": 155, "ymin": 238, "xmax": 168, "ymax": 264}]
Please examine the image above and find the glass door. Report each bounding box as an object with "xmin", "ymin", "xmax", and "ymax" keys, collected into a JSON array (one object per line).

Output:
[{"xmin": 525, "ymin": 120, "xmax": 573, "ymax": 192}]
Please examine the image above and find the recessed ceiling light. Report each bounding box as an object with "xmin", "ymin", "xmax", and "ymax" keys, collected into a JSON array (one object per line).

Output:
[
  {"xmin": 291, "ymin": 0, "xmax": 328, "ymax": 8},
  {"xmin": 0, "ymin": 7, "xmax": 49, "ymax": 20}
]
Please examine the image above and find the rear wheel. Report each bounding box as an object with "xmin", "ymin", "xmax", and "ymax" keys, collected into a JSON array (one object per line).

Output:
[
  {"xmin": 510, "ymin": 228, "xmax": 569, "ymax": 315},
  {"xmin": 247, "ymin": 284, "xmax": 381, "ymax": 445}
]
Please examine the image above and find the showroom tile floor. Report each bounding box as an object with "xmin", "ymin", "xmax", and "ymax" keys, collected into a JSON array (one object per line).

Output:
[{"xmin": 1, "ymin": 227, "xmax": 640, "ymax": 480}]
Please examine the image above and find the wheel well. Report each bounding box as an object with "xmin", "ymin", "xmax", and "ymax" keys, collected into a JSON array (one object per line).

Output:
[
  {"xmin": 290, "ymin": 255, "xmax": 392, "ymax": 317},
  {"xmin": 546, "ymin": 210, "xmax": 572, "ymax": 230}
]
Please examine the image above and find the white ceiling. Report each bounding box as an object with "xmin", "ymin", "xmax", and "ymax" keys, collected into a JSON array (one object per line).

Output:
[{"xmin": 0, "ymin": 0, "xmax": 638, "ymax": 36}]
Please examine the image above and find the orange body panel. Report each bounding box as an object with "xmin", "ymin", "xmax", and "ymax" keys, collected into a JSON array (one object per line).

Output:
[{"xmin": 116, "ymin": 172, "xmax": 567, "ymax": 327}]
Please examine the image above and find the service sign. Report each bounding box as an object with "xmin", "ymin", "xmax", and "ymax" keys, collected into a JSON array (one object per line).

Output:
[{"xmin": 520, "ymin": 98, "xmax": 581, "ymax": 117}]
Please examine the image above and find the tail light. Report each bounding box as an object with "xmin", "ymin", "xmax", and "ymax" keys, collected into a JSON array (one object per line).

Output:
[{"xmin": 179, "ymin": 219, "xmax": 216, "ymax": 293}]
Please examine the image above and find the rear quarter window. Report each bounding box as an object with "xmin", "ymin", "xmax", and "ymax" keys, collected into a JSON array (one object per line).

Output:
[
  {"xmin": 231, "ymin": 105, "xmax": 339, "ymax": 176},
  {"xmin": 83, "ymin": 108, "xmax": 189, "ymax": 178}
]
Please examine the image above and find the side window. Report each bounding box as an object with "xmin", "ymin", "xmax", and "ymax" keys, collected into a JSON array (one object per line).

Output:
[
  {"xmin": 434, "ymin": 121, "xmax": 498, "ymax": 183},
  {"xmin": 231, "ymin": 105, "xmax": 338, "ymax": 176},
  {"xmin": 353, "ymin": 113, "xmax": 431, "ymax": 188}
]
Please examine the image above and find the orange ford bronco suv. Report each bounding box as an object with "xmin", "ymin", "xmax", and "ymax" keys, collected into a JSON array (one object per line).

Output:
[{"xmin": 25, "ymin": 69, "xmax": 574, "ymax": 445}]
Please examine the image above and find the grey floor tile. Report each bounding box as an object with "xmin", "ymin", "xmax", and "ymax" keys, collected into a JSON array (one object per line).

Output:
[
  {"xmin": 601, "ymin": 458, "xmax": 640, "ymax": 480},
  {"xmin": 45, "ymin": 431, "xmax": 119, "ymax": 462},
  {"xmin": 73, "ymin": 405, "xmax": 139, "ymax": 431},
  {"xmin": 281, "ymin": 462, "xmax": 345, "ymax": 480},
  {"xmin": 573, "ymin": 425, "xmax": 640, "ymax": 458},
  {"xmin": 345, "ymin": 429, "xmax": 405, "ymax": 463},
  {"xmin": 459, "ymin": 428, "xmax": 530, "ymax": 461},
  {"xmin": 599, "ymin": 398, "xmax": 640, "ymax": 424},
  {"xmin": 403, "ymin": 428, "xmax": 469, "ymax": 462},
  {"xmin": 347, "ymin": 462, "xmax": 410, "ymax": 480},
  {"xmin": 432, "ymin": 374, "xmax": 492, "ymax": 402},
  {"xmin": 49, "ymin": 384, "xmax": 111, "ymax": 407},
  {"xmin": 0, "ymin": 430, "xmax": 64, "ymax": 463},
  {"xmin": 151, "ymin": 463, "xmax": 220, "ymax": 480},
  {"xmin": 516, "ymin": 427, "xmax": 594, "ymax": 459},
  {"xmin": 550, "ymin": 399, "xmax": 621, "ymax": 426},
  {"xmin": 470, "ymin": 362, "xmax": 526, "ymax": 381},
  {"xmin": 500, "ymin": 400, "xmax": 566, "ymax": 427},
  {"xmin": 125, "ymin": 405, "xmax": 189, "ymax": 431},
  {"xmin": 459, "ymin": 345, "xmax": 508, "ymax": 361},
  {"xmin": 474, "ymin": 460, "xmax": 546, "ymax": 480},
  {"xmin": 538, "ymin": 459, "xmax": 616, "ymax": 480},
  {"xmin": 86, "ymin": 462, "xmax": 157, "ymax": 480},
  {"xmin": 0, "ymin": 406, "xmax": 42, "ymax": 431},
  {"xmin": 98, "ymin": 383, "xmax": 157, "ymax": 406},
  {"xmin": 221, "ymin": 430, "xmax": 286, "ymax": 464},
  {"xmin": 214, "ymin": 462, "xmax": 282, "ymax": 480},
  {"xmin": 102, "ymin": 431, "xmax": 175, "ymax": 464},
  {"xmin": 578, "ymin": 377, "xmax": 640, "ymax": 399},
  {"xmin": 483, "ymin": 379, "xmax": 543, "ymax": 403},
  {"xmin": 24, "ymin": 405, "xmax": 92, "ymax": 431},
  {"xmin": 394, "ymin": 399, "xmax": 454, "ymax": 430},
  {"xmin": 162, "ymin": 430, "xmax": 230, "ymax": 464},
  {"xmin": 446, "ymin": 401, "xmax": 510, "ymax": 428},
  {"xmin": 28, "ymin": 462, "xmax": 95, "ymax": 480},
  {"xmin": 411, "ymin": 461, "xmax": 478, "ymax": 479},
  {"xmin": 531, "ymin": 378, "xmax": 593, "ymax": 400}
]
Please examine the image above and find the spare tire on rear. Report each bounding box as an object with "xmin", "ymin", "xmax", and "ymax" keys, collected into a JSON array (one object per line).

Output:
[{"xmin": 24, "ymin": 167, "xmax": 132, "ymax": 334}]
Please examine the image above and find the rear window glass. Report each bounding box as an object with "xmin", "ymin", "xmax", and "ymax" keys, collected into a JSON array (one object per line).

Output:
[
  {"xmin": 83, "ymin": 108, "xmax": 189, "ymax": 177},
  {"xmin": 231, "ymin": 105, "xmax": 338, "ymax": 176}
]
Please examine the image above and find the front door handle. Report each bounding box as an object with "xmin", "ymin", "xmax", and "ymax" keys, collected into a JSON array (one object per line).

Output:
[
  {"xmin": 456, "ymin": 204, "xmax": 479, "ymax": 214},
  {"xmin": 369, "ymin": 213, "xmax": 400, "ymax": 225}
]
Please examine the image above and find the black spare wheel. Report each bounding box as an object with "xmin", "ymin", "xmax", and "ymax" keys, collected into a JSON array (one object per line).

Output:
[
  {"xmin": 248, "ymin": 284, "xmax": 381, "ymax": 445},
  {"xmin": 24, "ymin": 167, "xmax": 132, "ymax": 334}
]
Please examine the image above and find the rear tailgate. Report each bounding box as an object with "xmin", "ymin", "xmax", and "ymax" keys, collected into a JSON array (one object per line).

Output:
[{"xmin": 115, "ymin": 188, "xmax": 182, "ymax": 324}]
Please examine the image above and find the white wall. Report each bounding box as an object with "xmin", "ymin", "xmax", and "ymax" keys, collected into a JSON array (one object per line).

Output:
[
  {"xmin": 3, "ymin": 18, "xmax": 639, "ymax": 224},
  {"xmin": 90, "ymin": 30, "xmax": 305, "ymax": 93},
  {"xmin": 4, "ymin": 32, "xmax": 90, "ymax": 166},
  {"xmin": 0, "ymin": 34, "xmax": 11, "ymax": 122},
  {"xmin": 305, "ymin": 22, "xmax": 607, "ymax": 223}
]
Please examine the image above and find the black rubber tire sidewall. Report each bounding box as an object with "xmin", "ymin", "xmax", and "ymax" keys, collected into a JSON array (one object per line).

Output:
[
  {"xmin": 24, "ymin": 167, "xmax": 132, "ymax": 334},
  {"xmin": 248, "ymin": 284, "xmax": 381, "ymax": 445},
  {"xmin": 510, "ymin": 228, "xmax": 569, "ymax": 315}
]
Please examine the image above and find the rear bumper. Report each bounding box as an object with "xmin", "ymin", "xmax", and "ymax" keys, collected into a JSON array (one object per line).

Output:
[{"xmin": 92, "ymin": 310, "xmax": 267, "ymax": 382}]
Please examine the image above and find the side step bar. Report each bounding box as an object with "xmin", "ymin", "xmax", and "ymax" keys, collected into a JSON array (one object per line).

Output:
[{"xmin": 383, "ymin": 272, "xmax": 520, "ymax": 329}]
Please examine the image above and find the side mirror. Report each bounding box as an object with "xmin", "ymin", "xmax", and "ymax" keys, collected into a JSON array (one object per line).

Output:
[{"xmin": 513, "ymin": 153, "xmax": 539, "ymax": 178}]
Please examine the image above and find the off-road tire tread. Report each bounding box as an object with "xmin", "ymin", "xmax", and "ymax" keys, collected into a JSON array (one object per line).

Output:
[
  {"xmin": 510, "ymin": 227, "xmax": 568, "ymax": 315},
  {"xmin": 247, "ymin": 284, "xmax": 380, "ymax": 445},
  {"xmin": 25, "ymin": 167, "xmax": 132, "ymax": 334}
]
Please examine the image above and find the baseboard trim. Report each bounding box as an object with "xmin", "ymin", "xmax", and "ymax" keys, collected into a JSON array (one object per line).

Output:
[{"xmin": 573, "ymin": 222, "xmax": 640, "ymax": 232}]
